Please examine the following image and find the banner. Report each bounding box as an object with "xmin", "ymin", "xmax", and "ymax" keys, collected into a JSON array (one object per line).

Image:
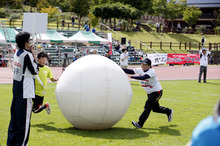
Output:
[
  {"xmin": 167, "ymin": 54, "xmax": 200, "ymax": 64},
  {"xmin": 147, "ymin": 53, "xmax": 167, "ymax": 65},
  {"xmin": 107, "ymin": 33, "xmax": 112, "ymax": 55}
]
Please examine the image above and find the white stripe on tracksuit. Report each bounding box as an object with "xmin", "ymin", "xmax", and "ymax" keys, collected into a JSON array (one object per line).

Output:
[{"xmin": 22, "ymin": 98, "xmax": 32, "ymax": 146}]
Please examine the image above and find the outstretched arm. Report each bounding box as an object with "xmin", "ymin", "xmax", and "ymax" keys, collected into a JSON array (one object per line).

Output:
[
  {"xmin": 130, "ymin": 74, "xmax": 150, "ymax": 80},
  {"xmin": 122, "ymin": 68, "xmax": 135, "ymax": 75}
]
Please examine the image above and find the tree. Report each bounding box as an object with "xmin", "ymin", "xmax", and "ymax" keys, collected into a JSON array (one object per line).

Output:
[
  {"xmin": 153, "ymin": 0, "xmax": 186, "ymax": 32},
  {"xmin": 69, "ymin": 0, "xmax": 91, "ymax": 29},
  {"xmin": 41, "ymin": 6, "xmax": 61, "ymax": 22},
  {"xmin": 183, "ymin": 6, "xmax": 202, "ymax": 27},
  {"xmin": 0, "ymin": 0, "xmax": 23, "ymax": 9},
  {"xmin": 8, "ymin": 13, "xmax": 20, "ymax": 26},
  {"xmin": 88, "ymin": 12, "xmax": 99, "ymax": 28},
  {"xmin": 112, "ymin": 0, "xmax": 153, "ymax": 14},
  {"xmin": 166, "ymin": 0, "xmax": 186, "ymax": 32},
  {"xmin": 37, "ymin": 0, "xmax": 50, "ymax": 11},
  {"xmin": 27, "ymin": 0, "xmax": 39, "ymax": 8},
  {"xmin": 93, "ymin": 2, "xmax": 142, "ymax": 31}
]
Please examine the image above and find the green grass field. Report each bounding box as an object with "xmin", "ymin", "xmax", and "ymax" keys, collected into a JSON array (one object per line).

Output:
[{"xmin": 0, "ymin": 80, "xmax": 220, "ymax": 145}]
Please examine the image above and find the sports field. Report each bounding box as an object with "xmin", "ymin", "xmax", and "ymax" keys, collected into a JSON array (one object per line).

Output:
[{"xmin": 0, "ymin": 66, "xmax": 220, "ymax": 145}]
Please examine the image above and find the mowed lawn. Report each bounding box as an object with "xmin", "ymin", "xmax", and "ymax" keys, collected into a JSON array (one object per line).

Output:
[{"xmin": 0, "ymin": 80, "xmax": 220, "ymax": 145}]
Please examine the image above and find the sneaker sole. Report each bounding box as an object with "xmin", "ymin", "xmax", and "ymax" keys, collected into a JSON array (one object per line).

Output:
[
  {"xmin": 132, "ymin": 121, "xmax": 142, "ymax": 129},
  {"xmin": 168, "ymin": 110, "xmax": 173, "ymax": 122}
]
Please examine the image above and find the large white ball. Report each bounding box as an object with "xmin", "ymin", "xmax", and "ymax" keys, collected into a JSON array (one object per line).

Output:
[{"xmin": 55, "ymin": 55, "xmax": 133, "ymax": 130}]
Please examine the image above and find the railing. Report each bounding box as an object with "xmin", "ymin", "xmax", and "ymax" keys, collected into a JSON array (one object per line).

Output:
[
  {"xmin": 139, "ymin": 41, "xmax": 220, "ymax": 51},
  {"xmin": 162, "ymin": 27, "xmax": 217, "ymax": 34},
  {"xmin": 2, "ymin": 19, "xmax": 220, "ymax": 34},
  {"xmin": 1, "ymin": 19, "xmax": 82, "ymax": 30}
]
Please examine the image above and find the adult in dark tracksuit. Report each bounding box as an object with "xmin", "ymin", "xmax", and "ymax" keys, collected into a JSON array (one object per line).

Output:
[
  {"xmin": 122, "ymin": 58, "xmax": 173, "ymax": 129},
  {"xmin": 7, "ymin": 32, "xmax": 38, "ymax": 146},
  {"xmin": 198, "ymin": 49, "xmax": 211, "ymax": 83}
]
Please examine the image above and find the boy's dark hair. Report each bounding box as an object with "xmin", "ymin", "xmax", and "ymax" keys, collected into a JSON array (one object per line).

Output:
[
  {"xmin": 16, "ymin": 31, "xmax": 30, "ymax": 50},
  {"xmin": 122, "ymin": 48, "xmax": 127, "ymax": 52},
  {"xmin": 37, "ymin": 51, "xmax": 48, "ymax": 59},
  {"xmin": 202, "ymin": 49, "xmax": 206, "ymax": 53}
]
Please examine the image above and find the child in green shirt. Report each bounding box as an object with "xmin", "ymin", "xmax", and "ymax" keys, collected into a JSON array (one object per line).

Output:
[{"xmin": 33, "ymin": 51, "xmax": 58, "ymax": 114}]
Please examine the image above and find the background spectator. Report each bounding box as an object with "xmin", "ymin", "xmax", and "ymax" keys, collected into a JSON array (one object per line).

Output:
[
  {"xmin": 61, "ymin": 19, "xmax": 65, "ymax": 29},
  {"xmin": 71, "ymin": 16, "xmax": 75, "ymax": 27},
  {"xmin": 156, "ymin": 21, "xmax": 160, "ymax": 33}
]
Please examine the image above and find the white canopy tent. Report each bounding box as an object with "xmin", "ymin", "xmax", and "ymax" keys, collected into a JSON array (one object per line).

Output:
[
  {"xmin": 68, "ymin": 31, "xmax": 109, "ymax": 44},
  {"xmin": 36, "ymin": 30, "xmax": 73, "ymax": 43},
  {"xmin": 0, "ymin": 28, "xmax": 18, "ymax": 44}
]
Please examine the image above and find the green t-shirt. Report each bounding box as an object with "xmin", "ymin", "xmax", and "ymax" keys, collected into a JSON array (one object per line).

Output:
[{"xmin": 35, "ymin": 65, "xmax": 53, "ymax": 97}]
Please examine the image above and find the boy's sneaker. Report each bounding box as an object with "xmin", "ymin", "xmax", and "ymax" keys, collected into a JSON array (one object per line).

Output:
[
  {"xmin": 132, "ymin": 121, "xmax": 142, "ymax": 129},
  {"xmin": 45, "ymin": 102, "xmax": 51, "ymax": 115},
  {"xmin": 168, "ymin": 109, "xmax": 173, "ymax": 122}
]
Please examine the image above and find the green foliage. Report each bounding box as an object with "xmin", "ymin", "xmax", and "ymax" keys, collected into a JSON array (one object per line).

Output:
[
  {"xmin": 37, "ymin": 0, "xmax": 50, "ymax": 11},
  {"xmin": 214, "ymin": 27, "xmax": 220, "ymax": 34},
  {"xmin": 69, "ymin": 0, "xmax": 91, "ymax": 28},
  {"xmin": 0, "ymin": 9, "xmax": 11, "ymax": 18},
  {"xmin": 183, "ymin": 6, "xmax": 202, "ymax": 27},
  {"xmin": 196, "ymin": 25, "xmax": 205, "ymax": 34},
  {"xmin": 27, "ymin": 0, "xmax": 39, "ymax": 7},
  {"xmin": 93, "ymin": 2, "xmax": 142, "ymax": 20},
  {"xmin": 153, "ymin": 0, "xmax": 186, "ymax": 20},
  {"xmin": 112, "ymin": 0, "xmax": 154, "ymax": 14},
  {"xmin": 7, "ymin": 13, "xmax": 20, "ymax": 26},
  {"xmin": 217, "ymin": 9, "xmax": 220, "ymax": 25},
  {"xmin": 69, "ymin": 0, "xmax": 91, "ymax": 18},
  {"xmin": 0, "ymin": 80, "xmax": 220, "ymax": 145},
  {"xmin": 0, "ymin": 0, "xmax": 22, "ymax": 9},
  {"xmin": 88, "ymin": 12, "xmax": 99, "ymax": 28},
  {"xmin": 167, "ymin": 0, "xmax": 186, "ymax": 20},
  {"xmin": 41, "ymin": 6, "xmax": 61, "ymax": 22},
  {"xmin": 58, "ymin": 1, "xmax": 70, "ymax": 12}
]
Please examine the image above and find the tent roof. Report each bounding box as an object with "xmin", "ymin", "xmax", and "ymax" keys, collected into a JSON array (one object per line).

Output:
[
  {"xmin": 68, "ymin": 31, "xmax": 109, "ymax": 44},
  {"xmin": 0, "ymin": 28, "xmax": 18, "ymax": 44},
  {"xmin": 37, "ymin": 30, "xmax": 72, "ymax": 43}
]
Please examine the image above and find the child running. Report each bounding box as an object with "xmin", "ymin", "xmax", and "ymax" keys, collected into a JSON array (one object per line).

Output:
[{"xmin": 32, "ymin": 51, "xmax": 58, "ymax": 114}]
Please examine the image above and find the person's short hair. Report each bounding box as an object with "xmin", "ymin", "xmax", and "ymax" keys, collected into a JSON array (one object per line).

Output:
[
  {"xmin": 122, "ymin": 48, "xmax": 127, "ymax": 52},
  {"xmin": 16, "ymin": 31, "xmax": 30, "ymax": 50},
  {"xmin": 141, "ymin": 58, "xmax": 152, "ymax": 66},
  {"xmin": 37, "ymin": 51, "xmax": 48, "ymax": 59},
  {"xmin": 202, "ymin": 49, "xmax": 206, "ymax": 53}
]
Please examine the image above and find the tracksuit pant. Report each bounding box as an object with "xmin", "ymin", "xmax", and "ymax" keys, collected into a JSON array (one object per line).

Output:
[
  {"xmin": 198, "ymin": 66, "xmax": 207, "ymax": 83},
  {"xmin": 138, "ymin": 90, "xmax": 171, "ymax": 126},
  {"xmin": 7, "ymin": 98, "xmax": 32, "ymax": 146}
]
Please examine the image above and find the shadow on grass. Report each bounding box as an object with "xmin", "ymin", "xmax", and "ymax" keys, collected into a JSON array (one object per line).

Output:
[
  {"xmin": 32, "ymin": 122, "xmax": 180, "ymax": 139},
  {"xmin": 206, "ymin": 82, "xmax": 220, "ymax": 85},
  {"xmin": 32, "ymin": 122, "xmax": 149, "ymax": 139},
  {"xmin": 145, "ymin": 124, "xmax": 181, "ymax": 136}
]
